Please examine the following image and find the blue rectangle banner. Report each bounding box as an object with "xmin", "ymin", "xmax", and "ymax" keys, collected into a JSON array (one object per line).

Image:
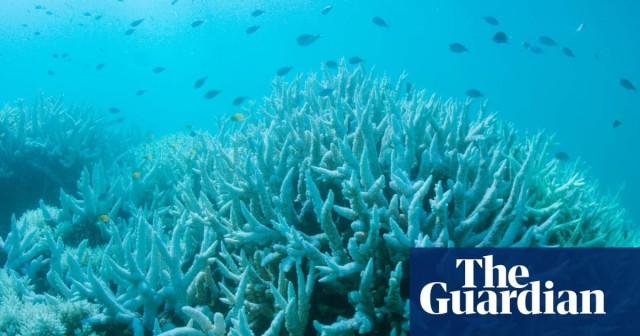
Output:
[{"xmin": 410, "ymin": 248, "xmax": 640, "ymax": 335}]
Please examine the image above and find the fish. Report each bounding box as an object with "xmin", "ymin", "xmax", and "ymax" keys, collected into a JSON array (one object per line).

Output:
[
  {"xmin": 230, "ymin": 113, "xmax": 245, "ymax": 121},
  {"xmin": 406, "ymin": 82, "xmax": 413, "ymax": 94},
  {"xmin": 191, "ymin": 20, "xmax": 205, "ymax": 28},
  {"xmin": 47, "ymin": 70, "xmax": 55, "ymax": 76},
  {"xmin": 325, "ymin": 60, "xmax": 338, "ymax": 69},
  {"xmin": 153, "ymin": 67, "xmax": 165, "ymax": 73},
  {"xmin": 619, "ymin": 78, "xmax": 636, "ymax": 90},
  {"xmin": 492, "ymin": 32, "xmax": 508, "ymax": 44},
  {"xmin": 529, "ymin": 45, "xmax": 544, "ymax": 54},
  {"xmin": 94, "ymin": 15, "xmax": 103, "ymax": 21},
  {"xmin": 35, "ymin": 5, "xmax": 45, "ymax": 10},
  {"xmin": 449, "ymin": 43, "xmax": 468, "ymax": 53},
  {"xmin": 348, "ymin": 56, "xmax": 364, "ymax": 64},
  {"xmin": 52, "ymin": 53, "xmax": 59, "ymax": 58},
  {"xmin": 576, "ymin": 23, "xmax": 584, "ymax": 32},
  {"xmin": 276, "ymin": 66, "xmax": 292, "ymax": 76},
  {"xmin": 171, "ymin": 0, "xmax": 179, "ymax": 4},
  {"xmin": 61, "ymin": 53, "xmax": 68, "ymax": 58},
  {"xmin": 538, "ymin": 36, "xmax": 557, "ymax": 46},
  {"xmin": 522, "ymin": 42, "xmax": 531, "ymax": 49},
  {"xmin": 482, "ymin": 16, "xmax": 499, "ymax": 25},
  {"xmin": 232, "ymin": 96, "xmax": 247, "ymax": 105},
  {"xmin": 130, "ymin": 19, "xmax": 144, "ymax": 27},
  {"xmin": 109, "ymin": 107, "xmax": 120, "ymax": 114},
  {"xmin": 321, "ymin": 5, "xmax": 333, "ymax": 15},
  {"xmin": 245, "ymin": 25, "xmax": 260, "ymax": 34},
  {"xmin": 132, "ymin": 171, "xmax": 141, "ymax": 179},
  {"xmin": 372, "ymin": 17, "xmax": 389, "ymax": 28},
  {"xmin": 98, "ymin": 214, "xmax": 109, "ymax": 223},
  {"xmin": 204, "ymin": 90, "xmax": 221, "ymax": 99},
  {"xmin": 554, "ymin": 151, "xmax": 570, "ymax": 161},
  {"xmin": 113, "ymin": 117, "xmax": 125, "ymax": 123},
  {"xmin": 125, "ymin": 28, "xmax": 136, "ymax": 35},
  {"xmin": 96, "ymin": 63, "xmax": 105, "ymax": 70},
  {"xmin": 561, "ymin": 47, "xmax": 575, "ymax": 58},
  {"xmin": 466, "ymin": 89, "xmax": 484, "ymax": 98},
  {"xmin": 136, "ymin": 89, "xmax": 145, "ymax": 96},
  {"xmin": 34, "ymin": 31, "xmax": 42, "ymax": 36},
  {"xmin": 83, "ymin": 12, "xmax": 92, "ymax": 17},
  {"xmin": 613, "ymin": 120, "xmax": 621, "ymax": 128},
  {"xmin": 194, "ymin": 76, "xmax": 208, "ymax": 88},
  {"xmin": 45, "ymin": 11, "xmax": 53, "ymax": 16},
  {"xmin": 296, "ymin": 34, "xmax": 321, "ymax": 46},
  {"xmin": 319, "ymin": 88, "xmax": 334, "ymax": 97},
  {"xmin": 251, "ymin": 10, "xmax": 265, "ymax": 17}
]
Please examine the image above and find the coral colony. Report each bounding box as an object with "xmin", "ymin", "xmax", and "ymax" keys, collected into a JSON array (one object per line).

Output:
[{"xmin": 0, "ymin": 65, "xmax": 637, "ymax": 335}]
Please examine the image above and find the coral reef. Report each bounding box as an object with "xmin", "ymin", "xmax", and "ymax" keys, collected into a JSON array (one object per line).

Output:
[{"xmin": 1, "ymin": 65, "xmax": 637, "ymax": 335}]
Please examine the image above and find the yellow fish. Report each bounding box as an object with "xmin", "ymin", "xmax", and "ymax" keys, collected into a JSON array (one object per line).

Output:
[
  {"xmin": 98, "ymin": 214, "xmax": 109, "ymax": 223},
  {"xmin": 230, "ymin": 113, "xmax": 244, "ymax": 122},
  {"xmin": 144, "ymin": 153, "xmax": 153, "ymax": 161},
  {"xmin": 132, "ymin": 171, "xmax": 141, "ymax": 179}
]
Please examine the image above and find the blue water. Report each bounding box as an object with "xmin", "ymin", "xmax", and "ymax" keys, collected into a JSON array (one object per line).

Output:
[{"xmin": 1, "ymin": 0, "xmax": 638, "ymax": 221}]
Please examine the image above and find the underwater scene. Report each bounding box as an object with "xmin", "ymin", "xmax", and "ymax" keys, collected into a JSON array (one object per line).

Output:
[{"xmin": 0, "ymin": 0, "xmax": 639, "ymax": 335}]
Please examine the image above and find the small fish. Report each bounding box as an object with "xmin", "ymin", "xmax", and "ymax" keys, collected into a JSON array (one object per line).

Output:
[
  {"xmin": 613, "ymin": 120, "xmax": 621, "ymax": 128},
  {"xmin": 83, "ymin": 12, "xmax": 92, "ymax": 17},
  {"xmin": 191, "ymin": 20, "xmax": 205, "ymax": 28},
  {"xmin": 130, "ymin": 19, "xmax": 144, "ymax": 27},
  {"xmin": 61, "ymin": 53, "xmax": 68, "ymax": 58},
  {"xmin": 524, "ymin": 42, "xmax": 533, "ymax": 49},
  {"xmin": 372, "ymin": 17, "xmax": 389, "ymax": 28},
  {"xmin": 34, "ymin": 31, "xmax": 42, "ymax": 36},
  {"xmin": 325, "ymin": 60, "xmax": 338, "ymax": 69},
  {"xmin": 321, "ymin": 5, "xmax": 333, "ymax": 15},
  {"xmin": 22, "ymin": 23, "xmax": 28, "ymax": 28},
  {"xmin": 109, "ymin": 107, "xmax": 120, "ymax": 114},
  {"xmin": 232, "ymin": 96, "xmax": 247, "ymax": 105},
  {"xmin": 96, "ymin": 63, "xmax": 105, "ymax": 70},
  {"xmin": 319, "ymin": 88, "xmax": 334, "ymax": 97},
  {"xmin": 204, "ymin": 90, "xmax": 221, "ymax": 99},
  {"xmin": 194, "ymin": 76, "xmax": 208, "ymax": 88},
  {"xmin": 125, "ymin": 28, "xmax": 136, "ymax": 35},
  {"xmin": 251, "ymin": 9, "xmax": 265, "ymax": 17},
  {"xmin": 245, "ymin": 25, "xmax": 260, "ymax": 34},
  {"xmin": 136, "ymin": 89, "xmax": 145, "ymax": 96},
  {"xmin": 482, "ymin": 16, "xmax": 499, "ymax": 26},
  {"xmin": 47, "ymin": 70, "xmax": 55, "ymax": 75},
  {"xmin": 406, "ymin": 82, "xmax": 413, "ymax": 94},
  {"xmin": 171, "ymin": 0, "xmax": 179, "ymax": 5},
  {"xmin": 554, "ymin": 151, "xmax": 570, "ymax": 161},
  {"xmin": 95, "ymin": 14, "xmax": 103, "ymax": 20},
  {"xmin": 35, "ymin": 5, "xmax": 45, "ymax": 10},
  {"xmin": 296, "ymin": 34, "xmax": 321, "ymax": 46},
  {"xmin": 561, "ymin": 47, "xmax": 575, "ymax": 58},
  {"xmin": 576, "ymin": 23, "xmax": 584, "ymax": 32},
  {"xmin": 98, "ymin": 214, "xmax": 109, "ymax": 223},
  {"xmin": 276, "ymin": 66, "xmax": 292, "ymax": 76},
  {"xmin": 529, "ymin": 45, "xmax": 544, "ymax": 54},
  {"xmin": 153, "ymin": 67, "xmax": 165, "ymax": 73},
  {"xmin": 619, "ymin": 78, "xmax": 636, "ymax": 90},
  {"xmin": 449, "ymin": 42, "xmax": 468, "ymax": 53},
  {"xmin": 230, "ymin": 113, "xmax": 245, "ymax": 121},
  {"xmin": 45, "ymin": 11, "xmax": 53, "ymax": 16},
  {"xmin": 466, "ymin": 89, "xmax": 484, "ymax": 98},
  {"xmin": 538, "ymin": 36, "xmax": 557, "ymax": 46},
  {"xmin": 52, "ymin": 53, "xmax": 59, "ymax": 58},
  {"xmin": 348, "ymin": 56, "xmax": 364, "ymax": 64},
  {"xmin": 132, "ymin": 171, "xmax": 141, "ymax": 179},
  {"xmin": 492, "ymin": 32, "xmax": 508, "ymax": 44}
]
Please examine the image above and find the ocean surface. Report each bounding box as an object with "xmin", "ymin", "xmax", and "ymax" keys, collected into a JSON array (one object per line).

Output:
[{"xmin": 0, "ymin": 0, "xmax": 638, "ymax": 222}]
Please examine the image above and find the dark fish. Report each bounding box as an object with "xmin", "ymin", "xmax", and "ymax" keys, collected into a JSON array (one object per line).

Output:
[
  {"xmin": 62, "ymin": 53, "xmax": 68, "ymax": 58},
  {"xmin": 35, "ymin": 5, "xmax": 45, "ymax": 10},
  {"xmin": 466, "ymin": 89, "xmax": 484, "ymax": 98},
  {"xmin": 529, "ymin": 45, "xmax": 544, "ymax": 54},
  {"xmin": 83, "ymin": 12, "xmax": 92, "ymax": 17},
  {"xmin": 613, "ymin": 120, "xmax": 621, "ymax": 128},
  {"xmin": 449, "ymin": 43, "xmax": 468, "ymax": 53},
  {"xmin": 482, "ymin": 16, "xmax": 499, "ymax": 25},
  {"xmin": 191, "ymin": 20, "xmax": 205, "ymax": 28},
  {"xmin": 251, "ymin": 9, "xmax": 265, "ymax": 17},
  {"xmin": 372, "ymin": 17, "xmax": 389, "ymax": 28},
  {"xmin": 22, "ymin": 23, "xmax": 28, "ymax": 28},
  {"xmin": 492, "ymin": 32, "xmax": 508, "ymax": 44},
  {"xmin": 95, "ymin": 15, "xmax": 103, "ymax": 20},
  {"xmin": 45, "ymin": 11, "xmax": 53, "ymax": 16},
  {"xmin": 125, "ymin": 28, "xmax": 136, "ymax": 35},
  {"xmin": 561, "ymin": 47, "xmax": 574, "ymax": 58},
  {"xmin": 554, "ymin": 151, "xmax": 570, "ymax": 161},
  {"xmin": 52, "ymin": 53, "xmax": 59, "ymax": 58},
  {"xmin": 319, "ymin": 88, "xmax": 334, "ymax": 97},
  {"xmin": 130, "ymin": 19, "xmax": 144, "ymax": 27},
  {"xmin": 321, "ymin": 5, "xmax": 333, "ymax": 15},
  {"xmin": 522, "ymin": 42, "xmax": 531, "ymax": 49},
  {"xmin": 136, "ymin": 89, "xmax": 145, "ymax": 96},
  {"xmin": 276, "ymin": 66, "xmax": 292, "ymax": 76},
  {"xmin": 348, "ymin": 56, "xmax": 364, "ymax": 64},
  {"xmin": 245, "ymin": 25, "xmax": 260, "ymax": 34},
  {"xmin": 47, "ymin": 70, "xmax": 55, "ymax": 76},
  {"xmin": 153, "ymin": 67, "xmax": 165, "ymax": 73},
  {"xmin": 204, "ymin": 90, "xmax": 221, "ymax": 99},
  {"xmin": 324, "ymin": 60, "xmax": 338, "ymax": 69},
  {"xmin": 34, "ymin": 31, "xmax": 42, "ymax": 36},
  {"xmin": 96, "ymin": 63, "xmax": 105, "ymax": 70},
  {"xmin": 538, "ymin": 36, "xmax": 557, "ymax": 46},
  {"xmin": 109, "ymin": 107, "xmax": 120, "ymax": 114},
  {"xmin": 296, "ymin": 34, "xmax": 321, "ymax": 46},
  {"xmin": 619, "ymin": 78, "xmax": 636, "ymax": 90},
  {"xmin": 406, "ymin": 82, "xmax": 413, "ymax": 94},
  {"xmin": 194, "ymin": 76, "xmax": 208, "ymax": 89},
  {"xmin": 171, "ymin": 0, "xmax": 179, "ymax": 5},
  {"xmin": 232, "ymin": 96, "xmax": 247, "ymax": 105}
]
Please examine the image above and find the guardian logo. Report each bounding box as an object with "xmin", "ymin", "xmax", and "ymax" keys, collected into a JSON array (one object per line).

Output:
[{"xmin": 410, "ymin": 248, "xmax": 640, "ymax": 335}]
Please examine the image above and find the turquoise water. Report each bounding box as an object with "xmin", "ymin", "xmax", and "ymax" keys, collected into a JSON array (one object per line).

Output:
[{"xmin": 1, "ymin": 0, "xmax": 638, "ymax": 214}]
